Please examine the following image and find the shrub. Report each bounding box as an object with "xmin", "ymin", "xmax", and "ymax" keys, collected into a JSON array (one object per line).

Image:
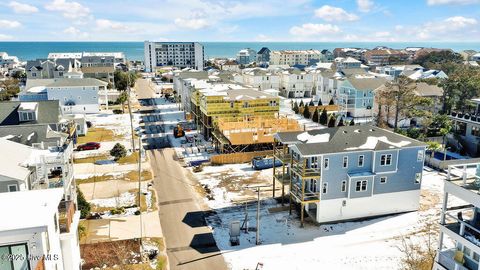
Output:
[
  {"xmin": 77, "ymin": 188, "xmax": 91, "ymax": 219},
  {"xmin": 110, "ymin": 143, "xmax": 127, "ymax": 161}
]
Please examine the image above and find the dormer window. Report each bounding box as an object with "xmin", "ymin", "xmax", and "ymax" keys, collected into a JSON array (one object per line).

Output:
[
  {"xmin": 19, "ymin": 111, "xmax": 36, "ymax": 121},
  {"xmin": 18, "ymin": 102, "xmax": 38, "ymax": 122}
]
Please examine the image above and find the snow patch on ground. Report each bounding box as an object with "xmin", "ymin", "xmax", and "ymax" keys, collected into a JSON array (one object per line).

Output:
[
  {"xmin": 197, "ymin": 167, "xmax": 456, "ymax": 270},
  {"xmin": 89, "ymin": 192, "xmax": 136, "ymax": 208}
]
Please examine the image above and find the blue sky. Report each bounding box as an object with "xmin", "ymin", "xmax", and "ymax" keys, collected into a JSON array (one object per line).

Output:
[{"xmin": 0, "ymin": 0, "xmax": 479, "ymax": 41}]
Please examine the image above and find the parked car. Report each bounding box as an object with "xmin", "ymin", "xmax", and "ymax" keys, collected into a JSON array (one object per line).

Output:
[{"xmin": 77, "ymin": 142, "xmax": 101, "ymax": 151}]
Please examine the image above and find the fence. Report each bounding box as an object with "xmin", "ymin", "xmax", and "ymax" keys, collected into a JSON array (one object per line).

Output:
[{"xmin": 211, "ymin": 150, "xmax": 273, "ymax": 164}]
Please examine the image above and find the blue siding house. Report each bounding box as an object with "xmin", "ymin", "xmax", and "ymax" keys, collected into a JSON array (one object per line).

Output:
[
  {"xmin": 273, "ymin": 125, "xmax": 426, "ymax": 225},
  {"xmin": 337, "ymin": 77, "xmax": 386, "ymax": 124}
]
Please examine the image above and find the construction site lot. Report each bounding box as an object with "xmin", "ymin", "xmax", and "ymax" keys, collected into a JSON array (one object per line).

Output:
[
  {"xmin": 191, "ymin": 163, "xmax": 284, "ymax": 208},
  {"xmin": 194, "ymin": 167, "xmax": 466, "ymax": 270}
]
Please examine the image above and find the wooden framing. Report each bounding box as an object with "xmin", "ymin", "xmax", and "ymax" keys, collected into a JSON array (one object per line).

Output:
[{"xmin": 273, "ymin": 138, "xmax": 321, "ymax": 227}]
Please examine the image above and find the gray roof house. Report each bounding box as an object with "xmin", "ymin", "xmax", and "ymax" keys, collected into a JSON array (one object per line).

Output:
[{"xmin": 273, "ymin": 125, "xmax": 426, "ymax": 225}]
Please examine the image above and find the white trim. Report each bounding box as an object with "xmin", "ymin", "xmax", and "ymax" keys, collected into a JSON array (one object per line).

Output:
[
  {"xmin": 395, "ymin": 149, "xmax": 399, "ymax": 171},
  {"xmin": 7, "ymin": 184, "xmax": 18, "ymax": 192},
  {"xmin": 341, "ymin": 180, "xmax": 347, "ymax": 192},
  {"xmin": 355, "ymin": 180, "xmax": 368, "ymax": 192},
  {"xmin": 380, "ymin": 154, "xmax": 393, "ymax": 166},
  {"xmin": 358, "ymin": 155, "xmax": 364, "ymax": 167},
  {"xmin": 372, "ymin": 151, "xmax": 376, "ymax": 173},
  {"xmin": 380, "ymin": 176, "xmax": 387, "ymax": 184}
]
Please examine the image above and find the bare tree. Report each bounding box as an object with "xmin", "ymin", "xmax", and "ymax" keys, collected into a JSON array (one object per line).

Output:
[
  {"xmin": 397, "ymin": 221, "xmax": 438, "ymax": 270},
  {"xmin": 379, "ymin": 76, "xmax": 431, "ymax": 129}
]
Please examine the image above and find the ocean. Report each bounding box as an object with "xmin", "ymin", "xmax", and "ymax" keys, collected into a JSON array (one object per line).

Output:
[{"xmin": 1, "ymin": 41, "xmax": 479, "ymax": 62}]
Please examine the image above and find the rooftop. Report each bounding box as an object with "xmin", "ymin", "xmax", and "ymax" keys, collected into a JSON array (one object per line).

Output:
[
  {"xmin": 25, "ymin": 78, "xmax": 107, "ymax": 90},
  {"xmin": 275, "ymin": 125, "xmax": 426, "ymax": 156},
  {"xmin": 271, "ymin": 50, "xmax": 321, "ymax": 55},
  {"xmin": 0, "ymin": 138, "xmax": 33, "ymax": 181},
  {"xmin": 0, "ymin": 100, "xmax": 60, "ymax": 125},
  {"xmin": 0, "ymin": 188, "xmax": 64, "ymax": 232}
]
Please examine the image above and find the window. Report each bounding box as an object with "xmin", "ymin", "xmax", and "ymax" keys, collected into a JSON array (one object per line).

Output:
[
  {"xmin": 311, "ymin": 157, "xmax": 318, "ymax": 168},
  {"xmin": 19, "ymin": 112, "xmax": 35, "ymax": 121},
  {"xmin": 380, "ymin": 177, "xmax": 387, "ymax": 184},
  {"xmin": 417, "ymin": 150, "xmax": 424, "ymax": 162},
  {"xmin": 473, "ymin": 252, "xmax": 480, "ymax": 262},
  {"xmin": 472, "ymin": 126, "xmax": 480, "ymax": 137},
  {"xmin": 355, "ymin": 180, "xmax": 367, "ymax": 192},
  {"xmin": 415, "ymin": 173, "xmax": 422, "ymax": 184},
  {"xmin": 0, "ymin": 244, "xmax": 30, "ymax": 270},
  {"xmin": 380, "ymin": 154, "xmax": 392, "ymax": 166},
  {"xmin": 322, "ymin": 182, "xmax": 328, "ymax": 194},
  {"xmin": 343, "ymin": 156, "xmax": 348, "ymax": 168},
  {"xmin": 464, "ymin": 246, "xmax": 472, "ymax": 257},
  {"xmin": 324, "ymin": 158, "xmax": 329, "ymax": 170},
  {"xmin": 310, "ymin": 179, "xmax": 317, "ymax": 192},
  {"xmin": 7, "ymin": 184, "xmax": 18, "ymax": 192},
  {"xmin": 358, "ymin": 155, "xmax": 364, "ymax": 167},
  {"xmin": 341, "ymin": 180, "xmax": 347, "ymax": 192}
]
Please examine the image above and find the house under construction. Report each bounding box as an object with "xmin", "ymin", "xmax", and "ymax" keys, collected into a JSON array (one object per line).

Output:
[
  {"xmin": 212, "ymin": 117, "xmax": 301, "ymax": 153},
  {"xmin": 190, "ymin": 87, "xmax": 280, "ymax": 140}
]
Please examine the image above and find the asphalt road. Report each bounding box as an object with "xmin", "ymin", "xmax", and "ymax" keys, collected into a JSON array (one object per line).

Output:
[{"xmin": 136, "ymin": 78, "xmax": 228, "ymax": 270}]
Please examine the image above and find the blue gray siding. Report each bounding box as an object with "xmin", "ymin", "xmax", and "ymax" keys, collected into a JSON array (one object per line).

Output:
[{"xmin": 302, "ymin": 147, "xmax": 424, "ymax": 201}]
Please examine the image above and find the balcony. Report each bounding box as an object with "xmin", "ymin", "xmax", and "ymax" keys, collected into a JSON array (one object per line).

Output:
[
  {"xmin": 436, "ymin": 249, "xmax": 472, "ymax": 270},
  {"xmin": 290, "ymin": 182, "xmax": 320, "ymax": 202},
  {"xmin": 58, "ymin": 200, "xmax": 76, "ymax": 233},
  {"xmin": 273, "ymin": 145, "xmax": 291, "ymax": 163},
  {"xmin": 273, "ymin": 171, "xmax": 291, "ymax": 184},
  {"xmin": 291, "ymin": 158, "xmax": 321, "ymax": 178}
]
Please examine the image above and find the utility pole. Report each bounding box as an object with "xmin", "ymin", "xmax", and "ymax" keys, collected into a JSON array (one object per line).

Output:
[
  {"xmin": 246, "ymin": 185, "xmax": 271, "ymax": 245},
  {"xmin": 138, "ymin": 134, "xmax": 143, "ymax": 245},
  {"xmin": 127, "ymin": 70, "xmax": 136, "ymax": 151}
]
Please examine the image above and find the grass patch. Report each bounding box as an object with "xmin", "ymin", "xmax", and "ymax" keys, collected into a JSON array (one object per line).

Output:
[
  {"xmin": 77, "ymin": 170, "xmax": 152, "ymax": 184},
  {"xmin": 125, "ymin": 170, "xmax": 152, "ymax": 181},
  {"xmin": 77, "ymin": 174, "xmax": 115, "ymax": 184},
  {"xmin": 74, "ymin": 154, "xmax": 109, "ymax": 164},
  {"xmin": 77, "ymin": 127, "xmax": 123, "ymax": 144},
  {"xmin": 118, "ymin": 152, "xmax": 139, "ymax": 164},
  {"xmin": 74, "ymin": 152, "xmax": 140, "ymax": 165}
]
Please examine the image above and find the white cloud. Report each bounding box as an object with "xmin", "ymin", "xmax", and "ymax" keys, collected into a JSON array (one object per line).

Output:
[
  {"xmin": 63, "ymin": 26, "xmax": 89, "ymax": 38},
  {"xmin": 8, "ymin": 1, "xmax": 38, "ymax": 14},
  {"xmin": 416, "ymin": 16, "xmax": 478, "ymax": 40},
  {"xmin": 289, "ymin": 23, "xmax": 341, "ymax": 37},
  {"xmin": 255, "ymin": 34, "xmax": 274, "ymax": 42},
  {"xmin": 427, "ymin": 0, "xmax": 480, "ymax": 5},
  {"xmin": 0, "ymin": 20, "xmax": 21, "ymax": 29},
  {"xmin": 95, "ymin": 19, "xmax": 132, "ymax": 32},
  {"xmin": 374, "ymin": 31, "xmax": 391, "ymax": 38},
  {"xmin": 174, "ymin": 18, "xmax": 210, "ymax": 30},
  {"xmin": 357, "ymin": 0, "xmax": 374, "ymax": 12},
  {"xmin": 45, "ymin": 0, "xmax": 90, "ymax": 19},
  {"xmin": 0, "ymin": 34, "xmax": 13, "ymax": 40},
  {"xmin": 314, "ymin": 5, "xmax": 359, "ymax": 22}
]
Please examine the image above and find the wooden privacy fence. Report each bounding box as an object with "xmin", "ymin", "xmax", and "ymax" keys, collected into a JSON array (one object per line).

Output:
[{"xmin": 211, "ymin": 150, "xmax": 273, "ymax": 164}]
